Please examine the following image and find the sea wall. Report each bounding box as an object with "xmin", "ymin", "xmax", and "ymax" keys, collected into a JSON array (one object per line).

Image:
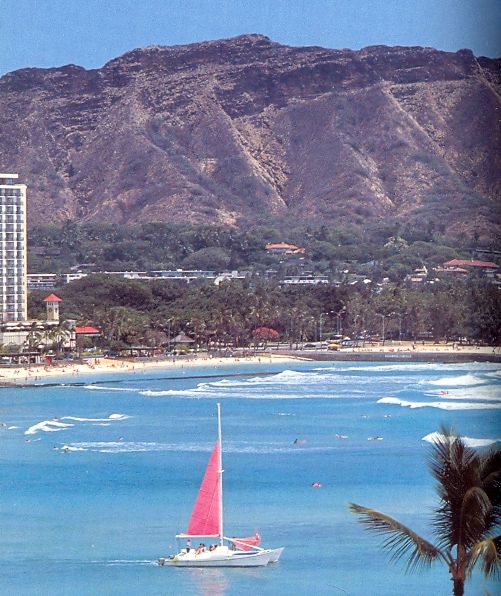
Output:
[{"xmin": 275, "ymin": 350, "xmax": 501, "ymax": 364}]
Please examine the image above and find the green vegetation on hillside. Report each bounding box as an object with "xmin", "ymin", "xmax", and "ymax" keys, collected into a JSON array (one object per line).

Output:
[{"xmin": 26, "ymin": 220, "xmax": 488, "ymax": 282}]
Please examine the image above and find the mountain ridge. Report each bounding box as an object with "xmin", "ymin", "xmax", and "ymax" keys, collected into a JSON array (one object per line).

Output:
[{"xmin": 1, "ymin": 34, "xmax": 499, "ymax": 240}]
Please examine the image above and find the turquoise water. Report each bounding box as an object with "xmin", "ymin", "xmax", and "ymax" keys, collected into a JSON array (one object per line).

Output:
[{"xmin": 0, "ymin": 360, "xmax": 500, "ymax": 596}]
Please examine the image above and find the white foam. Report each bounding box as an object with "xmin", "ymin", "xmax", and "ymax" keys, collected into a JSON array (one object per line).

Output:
[
  {"xmin": 485, "ymin": 370, "xmax": 501, "ymax": 378},
  {"xmin": 84, "ymin": 385, "xmax": 137, "ymax": 392},
  {"xmin": 25, "ymin": 420, "xmax": 74, "ymax": 435},
  {"xmin": 315, "ymin": 363, "xmax": 455, "ymax": 373},
  {"xmin": 102, "ymin": 560, "xmax": 156, "ymax": 566},
  {"xmin": 422, "ymin": 432, "xmax": 501, "ymax": 448},
  {"xmin": 425, "ymin": 386, "xmax": 501, "ymax": 401},
  {"xmin": 61, "ymin": 414, "xmax": 130, "ymax": 422},
  {"xmin": 428, "ymin": 374, "xmax": 487, "ymax": 387},
  {"xmin": 25, "ymin": 413, "xmax": 129, "ymax": 435},
  {"xmin": 58, "ymin": 445, "xmax": 87, "ymax": 452},
  {"xmin": 377, "ymin": 397, "xmax": 501, "ymax": 410}
]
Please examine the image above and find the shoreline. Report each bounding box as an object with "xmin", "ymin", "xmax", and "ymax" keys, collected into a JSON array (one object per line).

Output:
[
  {"xmin": 0, "ymin": 343, "xmax": 499, "ymax": 386},
  {"xmin": 0, "ymin": 353, "xmax": 302, "ymax": 386}
]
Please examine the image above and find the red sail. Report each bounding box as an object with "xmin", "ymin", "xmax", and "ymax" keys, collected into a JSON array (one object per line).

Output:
[
  {"xmin": 186, "ymin": 441, "xmax": 220, "ymax": 536},
  {"xmin": 232, "ymin": 532, "xmax": 261, "ymax": 551}
]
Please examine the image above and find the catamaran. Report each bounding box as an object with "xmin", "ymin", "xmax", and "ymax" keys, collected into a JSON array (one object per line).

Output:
[{"xmin": 158, "ymin": 403, "xmax": 283, "ymax": 567}]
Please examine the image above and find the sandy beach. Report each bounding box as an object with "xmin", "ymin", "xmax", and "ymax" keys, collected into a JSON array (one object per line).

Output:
[
  {"xmin": 0, "ymin": 352, "xmax": 301, "ymax": 384},
  {"xmin": 0, "ymin": 341, "xmax": 499, "ymax": 385}
]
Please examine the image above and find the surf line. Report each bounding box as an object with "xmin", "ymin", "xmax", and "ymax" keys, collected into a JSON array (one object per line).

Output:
[{"xmin": 0, "ymin": 370, "xmax": 288, "ymax": 390}]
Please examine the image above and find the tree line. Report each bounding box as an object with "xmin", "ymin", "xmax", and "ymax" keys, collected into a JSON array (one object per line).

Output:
[{"xmin": 27, "ymin": 274, "xmax": 501, "ymax": 350}]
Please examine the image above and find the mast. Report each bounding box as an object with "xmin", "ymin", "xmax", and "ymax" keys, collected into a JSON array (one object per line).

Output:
[{"xmin": 217, "ymin": 402, "xmax": 224, "ymax": 546}]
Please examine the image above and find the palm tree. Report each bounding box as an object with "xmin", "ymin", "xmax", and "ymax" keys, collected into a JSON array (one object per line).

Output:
[{"xmin": 349, "ymin": 428, "xmax": 501, "ymax": 596}]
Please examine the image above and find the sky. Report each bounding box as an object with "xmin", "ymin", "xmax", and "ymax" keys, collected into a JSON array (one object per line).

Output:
[{"xmin": 1, "ymin": 0, "xmax": 500, "ymax": 76}]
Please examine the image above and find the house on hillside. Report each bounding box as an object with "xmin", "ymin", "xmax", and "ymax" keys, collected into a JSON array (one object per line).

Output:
[
  {"xmin": 265, "ymin": 242, "xmax": 305, "ymax": 255},
  {"xmin": 405, "ymin": 266, "xmax": 432, "ymax": 286},
  {"xmin": 440, "ymin": 259, "xmax": 499, "ymax": 281}
]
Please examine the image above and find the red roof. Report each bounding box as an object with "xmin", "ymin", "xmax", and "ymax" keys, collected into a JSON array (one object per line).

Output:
[
  {"xmin": 265, "ymin": 242, "xmax": 305, "ymax": 252},
  {"xmin": 75, "ymin": 326, "xmax": 101, "ymax": 335},
  {"xmin": 43, "ymin": 293, "xmax": 62, "ymax": 302},
  {"xmin": 266, "ymin": 242, "xmax": 297, "ymax": 249},
  {"xmin": 443, "ymin": 259, "xmax": 498, "ymax": 269}
]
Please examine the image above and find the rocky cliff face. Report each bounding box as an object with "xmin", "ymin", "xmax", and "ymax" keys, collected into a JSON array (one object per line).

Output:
[{"xmin": 0, "ymin": 34, "xmax": 499, "ymax": 239}]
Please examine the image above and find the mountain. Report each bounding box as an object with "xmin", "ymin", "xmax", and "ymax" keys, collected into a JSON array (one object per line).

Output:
[{"xmin": 0, "ymin": 34, "xmax": 499, "ymax": 240}]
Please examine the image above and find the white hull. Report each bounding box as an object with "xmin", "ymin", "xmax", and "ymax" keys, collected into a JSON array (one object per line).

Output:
[
  {"xmin": 267, "ymin": 547, "xmax": 284, "ymax": 563},
  {"xmin": 159, "ymin": 545, "xmax": 272, "ymax": 567}
]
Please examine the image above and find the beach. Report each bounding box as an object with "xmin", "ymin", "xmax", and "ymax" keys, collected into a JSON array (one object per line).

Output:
[
  {"xmin": 0, "ymin": 341, "xmax": 499, "ymax": 385},
  {"xmin": 0, "ymin": 352, "xmax": 301, "ymax": 385}
]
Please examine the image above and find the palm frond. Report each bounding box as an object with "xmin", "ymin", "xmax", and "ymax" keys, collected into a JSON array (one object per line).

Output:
[
  {"xmin": 467, "ymin": 536, "xmax": 501, "ymax": 579},
  {"xmin": 478, "ymin": 450, "xmax": 501, "ymax": 519},
  {"xmin": 428, "ymin": 426, "xmax": 482, "ymax": 548},
  {"xmin": 349, "ymin": 503, "xmax": 444, "ymax": 571},
  {"xmin": 459, "ymin": 486, "xmax": 493, "ymax": 548}
]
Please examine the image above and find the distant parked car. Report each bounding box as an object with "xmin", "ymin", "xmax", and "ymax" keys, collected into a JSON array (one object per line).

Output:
[
  {"xmin": 327, "ymin": 343, "xmax": 340, "ymax": 351},
  {"xmin": 341, "ymin": 339, "xmax": 356, "ymax": 347}
]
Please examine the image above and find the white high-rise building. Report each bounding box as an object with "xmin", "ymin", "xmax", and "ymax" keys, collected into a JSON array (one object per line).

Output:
[{"xmin": 0, "ymin": 173, "xmax": 27, "ymax": 322}]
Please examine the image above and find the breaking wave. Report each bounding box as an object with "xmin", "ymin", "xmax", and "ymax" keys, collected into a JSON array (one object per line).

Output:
[
  {"xmin": 428, "ymin": 374, "xmax": 487, "ymax": 387},
  {"xmin": 25, "ymin": 420, "xmax": 74, "ymax": 435},
  {"xmin": 84, "ymin": 385, "xmax": 137, "ymax": 392},
  {"xmin": 61, "ymin": 414, "xmax": 130, "ymax": 422},
  {"xmin": 25, "ymin": 413, "xmax": 129, "ymax": 435},
  {"xmin": 424, "ymin": 386, "xmax": 501, "ymax": 401},
  {"xmin": 377, "ymin": 397, "xmax": 501, "ymax": 410},
  {"xmin": 422, "ymin": 432, "xmax": 501, "ymax": 448}
]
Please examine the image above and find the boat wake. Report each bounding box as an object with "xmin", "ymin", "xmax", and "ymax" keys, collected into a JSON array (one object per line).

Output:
[
  {"xmin": 57, "ymin": 440, "xmax": 334, "ymax": 454},
  {"xmin": 89, "ymin": 559, "xmax": 156, "ymax": 566}
]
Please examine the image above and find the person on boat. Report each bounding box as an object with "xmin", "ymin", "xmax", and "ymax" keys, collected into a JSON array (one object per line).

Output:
[
  {"xmin": 195, "ymin": 543, "xmax": 206, "ymax": 555},
  {"xmin": 186, "ymin": 538, "xmax": 192, "ymax": 553},
  {"xmin": 209, "ymin": 544, "xmax": 217, "ymax": 552}
]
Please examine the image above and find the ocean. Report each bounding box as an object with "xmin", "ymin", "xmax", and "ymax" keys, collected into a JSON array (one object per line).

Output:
[{"xmin": 0, "ymin": 360, "xmax": 499, "ymax": 596}]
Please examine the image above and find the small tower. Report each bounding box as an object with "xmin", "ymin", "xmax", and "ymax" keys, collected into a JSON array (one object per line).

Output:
[{"xmin": 43, "ymin": 293, "xmax": 62, "ymax": 323}]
